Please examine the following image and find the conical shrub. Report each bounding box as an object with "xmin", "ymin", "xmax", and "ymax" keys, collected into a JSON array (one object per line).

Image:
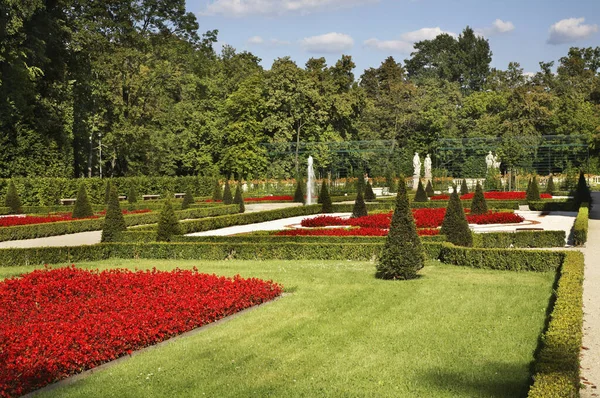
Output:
[
  {"xmin": 525, "ymin": 178, "xmax": 532, "ymax": 200},
  {"xmin": 376, "ymin": 181, "xmax": 425, "ymax": 280},
  {"xmin": 223, "ymin": 179, "xmax": 233, "ymax": 205},
  {"xmin": 156, "ymin": 200, "xmax": 181, "ymax": 242},
  {"xmin": 425, "ymin": 180, "xmax": 434, "ymax": 197},
  {"xmin": 72, "ymin": 183, "xmax": 94, "ymax": 219},
  {"xmin": 441, "ymin": 188, "xmax": 473, "ymax": 247},
  {"xmin": 461, "ymin": 179, "xmax": 469, "ymax": 195},
  {"xmin": 352, "ymin": 189, "xmax": 368, "ymax": 218},
  {"xmin": 364, "ymin": 180, "xmax": 376, "ymax": 201},
  {"xmin": 104, "ymin": 180, "xmax": 112, "ymax": 204},
  {"xmin": 212, "ymin": 179, "xmax": 223, "ymax": 201},
  {"xmin": 128, "ymin": 183, "xmax": 138, "ymax": 204},
  {"xmin": 470, "ymin": 182, "xmax": 488, "ymax": 215},
  {"xmin": 545, "ymin": 175, "xmax": 555, "ymax": 195},
  {"xmin": 4, "ymin": 180, "xmax": 22, "ymax": 214},
  {"xmin": 529, "ymin": 175, "xmax": 540, "ymax": 201},
  {"xmin": 320, "ymin": 180, "xmax": 333, "ymax": 213},
  {"xmin": 293, "ymin": 177, "xmax": 305, "ymax": 203},
  {"xmin": 181, "ymin": 187, "xmax": 194, "ymax": 210},
  {"xmin": 233, "ymin": 182, "xmax": 245, "ymax": 213},
  {"xmin": 101, "ymin": 185, "xmax": 126, "ymax": 242},
  {"xmin": 414, "ymin": 180, "xmax": 428, "ymax": 202},
  {"xmin": 385, "ymin": 169, "xmax": 396, "ymax": 193},
  {"xmin": 574, "ymin": 171, "xmax": 592, "ymax": 208}
]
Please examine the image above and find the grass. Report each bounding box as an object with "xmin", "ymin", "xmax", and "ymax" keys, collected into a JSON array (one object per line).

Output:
[{"xmin": 2, "ymin": 260, "xmax": 554, "ymax": 397}]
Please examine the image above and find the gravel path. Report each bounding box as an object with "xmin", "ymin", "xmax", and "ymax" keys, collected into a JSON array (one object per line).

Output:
[
  {"xmin": 581, "ymin": 192, "xmax": 600, "ymax": 397},
  {"xmin": 0, "ymin": 231, "xmax": 102, "ymax": 248}
]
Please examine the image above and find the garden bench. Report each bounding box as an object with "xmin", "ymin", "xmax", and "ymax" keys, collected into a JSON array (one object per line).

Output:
[
  {"xmin": 174, "ymin": 193, "xmax": 186, "ymax": 199},
  {"xmin": 60, "ymin": 198, "xmax": 76, "ymax": 206},
  {"xmin": 142, "ymin": 194, "xmax": 160, "ymax": 201}
]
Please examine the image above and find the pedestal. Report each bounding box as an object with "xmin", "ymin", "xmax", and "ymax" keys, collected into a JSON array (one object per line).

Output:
[{"xmin": 413, "ymin": 176, "xmax": 419, "ymax": 191}]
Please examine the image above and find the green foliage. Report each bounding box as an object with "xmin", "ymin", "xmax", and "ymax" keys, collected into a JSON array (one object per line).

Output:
[
  {"xmin": 128, "ymin": 183, "xmax": 138, "ymax": 204},
  {"xmin": 72, "ymin": 184, "xmax": 94, "ymax": 219},
  {"xmin": 470, "ymin": 182, "xmax": 488, "ymax": 215},
  {"xmin": 104, "ymin": 181, "xmax": 112, "ymax": 204},
  {"xmin": 527, "ymin": 176, "xmax": 541, "ymax": 201},
  {"xmin": 385, "ymin": 169, "xmax": 397, "ymax": 193},
  {"xmin": 364, "ymin": 181, "xmax": 376, "ymax": 201},
  {"xmin": 101, "ymin": 186, "xmax": 126, "ymax": 243},
  {"xmin": 545, "ymin": 175, "xmax": 555, "ymax": 195},
  {"xmin": 425, "ymin": 180, "xmax": 434, "ymax": 197},
  {"xmin": 212, "ymin": 180, "xmax": 223, "ymax": 202},
  {"xmin": 573, "ymin": 204, "xmax": 589, "ymax": 246},
  {"xmin": 472, "ymin": 231, "xmax": 566, "ymax": 248},
  {"xmin": 233, "ymin": 182, "xmax": 245, "ymax": 213},
  {"xmin": 574, "ymin": 171, "xmax": 592, "ymax": 208},
  {"xmin": 319, "ymin": 180, "xmax": 333, "ymax": 213},
  {"xmin": 351, "ymin": 190, "xmax": 368, "ymax": 218},
  {"xmin": 484, "ymin": 168, "xmax": 501, "ymax": 191},
  {"xmin": 181, "ymin": 188, "xmax": 194, "ymax": 210},
  {"xmin": 376, "ymin": 182, "xmax": 425, "ymax": 280},
  {"xmin": 527, "ymin": 252, "xmax": 584, "ymax": 397},
  {"xmin": 460, "ymin": 179, "xmax": 469, "ymax": 195},
  {"xmin": 4, "ymin": 181, "xmax": 22, "ymax": 214},
  {"xmin": 156, "ymin": 201, "xmax": 182, "ymax": 242},
  {"xmin": 414, "ymin": 180, "xmax": 428, "ymax": 202},
  {"xmin": 293, "ymin": 178, "xmax": 305, "ymax": 203},
  {"xmin": 440, "ymin": 190, "xmax": 473, "ymax": 247},
  {"xmin": 223, "ymin": 180, "xmax": 233, "ymax": 205},
  {"xmin": 528, "ymin": 200, "xmax": 579, "ymax": 212},
  {"xmin": 412, "ymin": 199, "xmax": 519, "ymax": 210}
]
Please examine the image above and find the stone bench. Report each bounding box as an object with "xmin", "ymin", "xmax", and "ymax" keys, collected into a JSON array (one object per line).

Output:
[
  {"xmin": 60, "ymin": 198, "xmax": 76, "ymax": 206},
  {"xmin": 174, "ymin": 193, "xmax": 186, "ymax": 199},
  {"xmin": 142, "ymin": 195, "xmax": 160, "ymax": 201}
]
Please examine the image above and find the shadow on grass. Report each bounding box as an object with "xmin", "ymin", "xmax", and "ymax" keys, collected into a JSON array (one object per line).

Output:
[{"xmin": 418, "ymin": 362, "xmax": 531, "ymax": 398}]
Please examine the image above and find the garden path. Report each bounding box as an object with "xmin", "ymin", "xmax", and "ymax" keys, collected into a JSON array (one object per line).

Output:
[{"xmin": 580, "ymin": 191, "xmax": 600, "ymax": 398}]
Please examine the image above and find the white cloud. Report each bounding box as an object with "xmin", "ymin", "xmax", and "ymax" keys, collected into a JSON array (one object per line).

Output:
[
  {"xmin": 247, "ymin": 35, "xmax": 264, "ymax": 44},
  {"xmin": 548, "ymin": 17, "xmax": 598, "ymax": 45},
  {"xmin": 364, "ymin": 26, "xmax": 455, "ymax": 54},
  {"xmin": 400, "ymin": 27, "xmax": 456, "ymax": 42},
  {"xmin": 300, "ymin": 32, "xmax": 354, "ymax": 53},
  {"xmin": 248, "ymin": 36, "xmax": 290, "ymax": 47},
  {"xmin": 476, "ymin": 19, "xmax": 515, "ymax": 37},
  {"xmin": 202, "ymin": 0, "xmax": 379, "ymax": 17}
]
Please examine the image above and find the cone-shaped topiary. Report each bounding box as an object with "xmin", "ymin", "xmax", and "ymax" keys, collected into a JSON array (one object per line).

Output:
[
  {"xmin": 545, "ymin": 175, "xmax": 555, "ymax": 195},
  {"xmin": 104, "ymin": 180, "xmax": 112, "ymax": 204},
  {"xmin": 425, "ymin": 180, "xmax": 434, "ymax": 197},
  {"xmin": 320, "ymin": 180, "xmax": 333, "ymax": 213},
  {"xmin": 4, "ymin": 180, "xmax": 22, "ymax": 214},
  {"xmin": 470, "ymin": 182, "xmax": 488, "ymax": 215},
  {"xmin": 101, "ymin": 185, "xmax": 126, "ymax": 242},
  {"xmin": 441, "ymin": 188, "xmax": 473, "ymax": 247},
  {"xmin": 528, "ymin": 175, "xmax": 540, "ymax": 201},
  {"xmin": 351, "ymin": 189, "xmax": 368, "ymax": 218},
  {"xmin": 574, "ymin": 171, "xmax": 592, "ymax": 208},
  {"xmin": 182, "ymin": 187, "xmax": 194, "ymax": 210},
  {"xmin": 156, "ymin": 200, "xmax": 181, "ymax": 242},
  {"xmin": 293, "ymin": 177, "xmax": 305, "ymax": 203},
  {"xmin": 364, "ymin": 180, "xmax": 376, "ymax": 201},
  {"xmin": 376, "ymin": 181, "xmax": 425, "ymax": 280},
  {"xmin": 389, "ymin": 178, "xmax": 398, "ymax": 194},
  {"xmin": 128, "ymin": 183, "xmax": 138, "ymax": 204},
  {"xmin": 385, "ymin": 169, "xmax": 396, "ymax": 193},
  {"xmin": 223, "ymin": 179, "xmax": 233, "ymax": 205},
  {"xmin": 233, "ymin": 182, "xmax": 245, "ymax": 213},
  {"xmin": 525, "ymin": 178, "xmax": 532, "ymax": 199},
  {"xmin": 414, "ymin": 180, "xmax": 428, "ymax": 202},
  {"xmin": 72, "ymin": 183, "xmax": 94, "ymax": 219},
  {"xmin": 212, "ymin": 179, "xmax": 223, "ymax": 201},
  {"xmin": 461, "ymin": 179, "xmax": 469, "ymax": 195}
]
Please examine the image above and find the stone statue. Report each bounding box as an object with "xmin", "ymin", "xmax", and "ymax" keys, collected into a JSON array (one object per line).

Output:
[
  {"xmin": 485, "ymin": 151, "xmax": 494, "ymax": 170},
  {"xmin": 424, "ymin": 154, "xmax": 432, "ymax": 179},
  {"xmin": 413, "ymin": 152, "xmax": 421, "ymax": 177},
  {"xmin": 492, "ymin": 154, "xmax": 501, "ymax": 170}
]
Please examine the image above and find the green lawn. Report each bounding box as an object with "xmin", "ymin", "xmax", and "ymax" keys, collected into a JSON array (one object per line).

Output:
[{"xmin": 2, "ymin": 260, "xmax": 554, "ymax": 397}]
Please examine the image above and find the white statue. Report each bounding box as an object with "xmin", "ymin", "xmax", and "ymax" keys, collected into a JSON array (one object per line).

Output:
[
  {"xmin": 413, "ymin": 152, "xmax": 421, "ymax": 178},
  {"xmin": 492, "ymin": 154, "xmax": 501, "ymax": 170},
  {"xmin": 424, "ymin": 154, "xmax": 432, "ymax": 179},
  {"xmin": 485, "ymin": 151, "xmax": 494, "ymax": 170}
]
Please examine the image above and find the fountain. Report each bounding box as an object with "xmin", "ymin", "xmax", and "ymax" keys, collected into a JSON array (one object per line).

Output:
[{"xmin": 306, "ymin": 156, "xmax": 317, "ymax": 205}]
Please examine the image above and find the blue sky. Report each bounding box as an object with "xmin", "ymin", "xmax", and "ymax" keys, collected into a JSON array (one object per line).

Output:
[{"xmin": 187, "ymin": 0, "xmax": 600, "ymax": 76}]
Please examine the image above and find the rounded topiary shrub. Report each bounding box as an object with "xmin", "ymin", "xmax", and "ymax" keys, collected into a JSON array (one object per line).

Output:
[
  {"xmin": 441, "ymin": 189, "xmax": 473, "ymax": 247},
  {"xmin": 319, "ymin": 180, "xmax": 333, "ymax": 213},
  {"xmin": 425, "ymin": 180, "xmax": 434, "ymax": 197},
  {"xmin": 351, "ymin": 189, "xmax": 368, "ymax": 218},
  {"xmin": 470, "ymin": 182, "xmax": 488, "ymax": 215},
  {"xmin": 128, "ymin": 183, "xmax": 138, "ymax": 204},
  {"xmin": 376, "ymin": 181, "xmax": 425, "ymax": 280},
  {"xmin": 156, "ymin": 200, "xmax": 181, "ymax": 242},
  {"xmin": 233, "ymin": 182, "xmax": 245, "ymax": 213},
  {"xmin": 101, "ymin": 185, "xmax": 126, "ymax": 243},
  {"xmin": 223, "ymin": 179, "xmax": 233, "ymax": 205},
  {"xmin": 414, "ymin": 180, "xmax": 428, "ymax": 202},
  {"xmin": 212, "ymin": 180, "xmax": 223, "ymax": 201},
  {"xmin": 4, "ymin": 180, "xmax": 23, "ymax": 214},
  {"xmin": 72, "ymin": 183, "xmax": 94, "ymax": 219},
  {"xmin": 364, "ymin": 180, "xmax": 376, "ymax": 201},
  {"xmin": 461, "ymin": 179, "xmax": 469, "ymax": 195},
  {"xmin": 182, "ymin": 187, "xmax": 194, "ymax": 210}
]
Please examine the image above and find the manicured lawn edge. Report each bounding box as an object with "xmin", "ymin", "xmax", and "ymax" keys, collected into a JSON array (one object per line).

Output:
[
  {"xmin": 527, "ymin": 251, "xmax": 584, "ymax": 397},
  {"xmin": 572, "ymin": 203, "xmax": 589, "ymax": 246}
]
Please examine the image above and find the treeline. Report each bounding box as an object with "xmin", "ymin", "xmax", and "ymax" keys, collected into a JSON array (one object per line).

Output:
[{"xmin": 1, "ymin": 0, "xmax": 599, "ymax": 180}]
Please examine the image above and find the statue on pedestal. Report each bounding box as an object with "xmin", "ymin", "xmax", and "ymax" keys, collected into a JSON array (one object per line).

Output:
[
  {"xmin": 413, "ymin": 152, "xmax": 421, "ymax": 178},
  {"xmin": 486, "ymin": 151, "xmax": 494, "ymax": 170},
  {"xmin": 424, "ymin": 154, "xmax": 432, "ymax": 179}
]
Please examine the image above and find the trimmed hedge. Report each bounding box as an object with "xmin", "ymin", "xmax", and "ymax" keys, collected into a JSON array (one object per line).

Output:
[
  {"xmin": 572, "ymin": 204, "xmax": 589, "ymax": 246},
  {"xmin": 473, "ymin": 231, "xmax": 566, "ymax": 248},
  {"xmin": 528, "ymin": 200, "xmax": 579, "ymax": 212},
  {"xmin": 410, "ymin": 200, "xmax": 520, "ymax": 210},
  {"xmin": 0, "ymin": 245, "xmax": 113, "ymax": 267},
  {"xmin": 528, "ymin": 251, "xmax": 584, "ymax": 398}
]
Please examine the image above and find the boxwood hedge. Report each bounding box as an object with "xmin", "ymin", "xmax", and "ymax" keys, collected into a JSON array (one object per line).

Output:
[{"xmin": 572, "ymin": 203, "xmax": 589, "ymax": 247}]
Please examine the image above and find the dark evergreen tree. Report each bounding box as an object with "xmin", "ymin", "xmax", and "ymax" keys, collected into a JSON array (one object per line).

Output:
[
  {"xmin": 212, "ymin": 180, "xmax": 223, "ymax": 201},
  {"xmin": 352, "ymin": 189, "xmax": 368, "ymax": 218},
  {"xmin": 364, "ymin": 180, "xmax": 376, "ymax": 201},
  {"xmin": 233, "ymin": 182, "xmax": 245, "ymax": 213},
  {"xmin": 441, "ymin": 188, "xmax": 473, "ymax": 247},
  {"xmin": 223, "ymin": 179, "xmax": 233, "ymax": 205},
  {"xmin": 525, "ymin": 178, "xmax": 532, "ymax": 199},
  {"xmin": 376, "ymin": 181, "xmax": 425, "ymax": 280},
  {"xmin": 574, "ymin": 171, "xmax": 592, "ymax": 208},
  {"xmin": 425, "ymin": 180, "xmax": 434, "ymax": 197},
  {"xmin": 470, "ymin": 182, "xmax": 488, "ymax": 215},
  {"xmin": 293, "ymin": 177, "xmax": 305, "ymax": 203},
  {"xmin": 128, "ymin": 183, "xmax": 138, "ymax": 204},
  {"xmin": 545, "ymin": 175, "xmax": 555, "ymax": 195},
  {"xmin": 72, "ymin": 183, "xmax": 94, "ymax": 218},
  {"xmin": 156, "ymin": 200, "xmax": 181, "ymax": 242},
  {"xmin": 320, "ymin": 180, "xmax": 333, "ymax": 213},
  {"xmin": 182, "ymin": 187, "xmax": 194, "ymax": 209},
  {"xmin": 4, "ymin": 180, "xmax": 22, "ymax": 214},
  {"xmin": 461, "ymin": 179, "xmax": 469, "ymax": 195},
  {"xmin": 101, "ymin": 185, "xmax": 126, "ymax": 242},
  {"xmin": 528, "ymin": 175, "xmax": 540, "ymax": 201},
  {"xmin": 414, "ymin": 180, "xmax": 428, "ymax": 202}
]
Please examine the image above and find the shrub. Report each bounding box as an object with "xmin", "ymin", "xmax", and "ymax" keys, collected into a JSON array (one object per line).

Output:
[
  {"xmin": 223, "ymin": 179, "xmax": 233, "ymax": 205},
  {"xmin": 470, "ymin": 182, "xmax": 488, "ymax": 215},
  {"xmin": 364, "ymin": 180, "xmax": 376, "ymax": 201},
  {"xmin": 525, "ymin": 178, "xmax": 532, "ymax": 199},
  {"xmin": 376, "ymin": 181, "xmax": 425, "ymax": 280},
  {"xmin": 72, "ymin": 184, "xmax": 94, "ymax": 219},
  {"xmin": 440, "ymin": 189, "xmax": 473, "ymax": 247},
  {"xmin": 212, "ymin": 180, "xmax": 223, "ymax": 201},
  {"xmin": 425, "ymin": 180, "xmax": 434, "ymax": 197},
  {"xmin": 385, "ymin": 169, "xmax": 397, "ymax": 193},
  {"xmin": 101, "ymin": 185, "xmax": 126, "ymax": 243},
  {"xmin": 104, "ymin": 180, "xmax": 112, "ymax": 204},
  {"xmin": 573, "ymin": 204, "xmax": 589, "ymax": 246},
  {"xmin": 4, "ymin": 180, "xmax": 22, "ymax": 214},
  {"xmin": 351, "ymin": 189, "xmax": 368, "ymax": 218},
  {"xmin": 414, "ymin": 180, "xmax": 428, "ymax": 202},
  {"xmin": 527, "ymin": 176, "xmax": 541, "ymax": 201},
  {"xmin": 545, "ymin": 175, "xmax": 555, "ymax": 195},
  {"xmin": 233, "ymin": 182, "xmax": 245, "ymax": 213},
  {"xmin": 156, "ymin": 200, "xmax": 181, "ymax": 242},
  {"xmin": 128, "ymin": 183, "xmax": 138, "ymax": 204},
  {"xmin": 574, "ymin": 171, "xmax": 592, "ymax": 208},
  {"xmin": 461, "ymin": 179, "xmax": 469, "ymax": 195},
  {"xmin": 181, "ymin": 187, "xmax": 194, "ymax": 210},
  {"xmin": 319, "ymin": 180, "xmax": 333, "ymax": 213},
  {"xmin": 293, "ymin": 178, "xmax": 305, "ymax": 203}
]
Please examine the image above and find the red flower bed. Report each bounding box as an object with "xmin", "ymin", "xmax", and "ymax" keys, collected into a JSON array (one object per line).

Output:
[
  {"xmin": 0, "ymin": 266, "xmax": 282, "ymax": 397},
  {"xmin": 96, "ymin": 209, "xmax": 152, "ymax": 216},
  {"xmin": 431, "ymin": 191, "xmax": 552, "ymax": 201},
  {"xmin": 430, "ymin": 195, "xmax": 450, "ymax": 200},
  {"xmin": 0, "ymin": 209, "xmax": 151, "ymax": 228},
  {"xmin": 467, "ymin": 212, "xmax": 524, "ymax": 224},
  {"xmin": 274, "ymin": 227, "xmax": 439, "ymax": 237}
]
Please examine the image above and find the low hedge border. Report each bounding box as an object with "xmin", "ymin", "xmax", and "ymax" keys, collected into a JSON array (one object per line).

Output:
[
  {"xmin": 529, "ymin": 200, "xmax": 579, "ymax": 212},
  {"xmin": 0, "ymin": 201, "xmax": 218, "ymax": 215},
  {"xmin": 410, "ymin": 200, "xmax": 520, "ymax": 210},
  {"xmin": 572, "ymin": 204, "xmax": 589, "ymax": 246},
  {"xmin": 527, "ymin": 251, "xmax": 584, "ymax": 397},
  {"xmin": 472, "ymin": 231, "xmax": 566, "ymax": 248}
]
